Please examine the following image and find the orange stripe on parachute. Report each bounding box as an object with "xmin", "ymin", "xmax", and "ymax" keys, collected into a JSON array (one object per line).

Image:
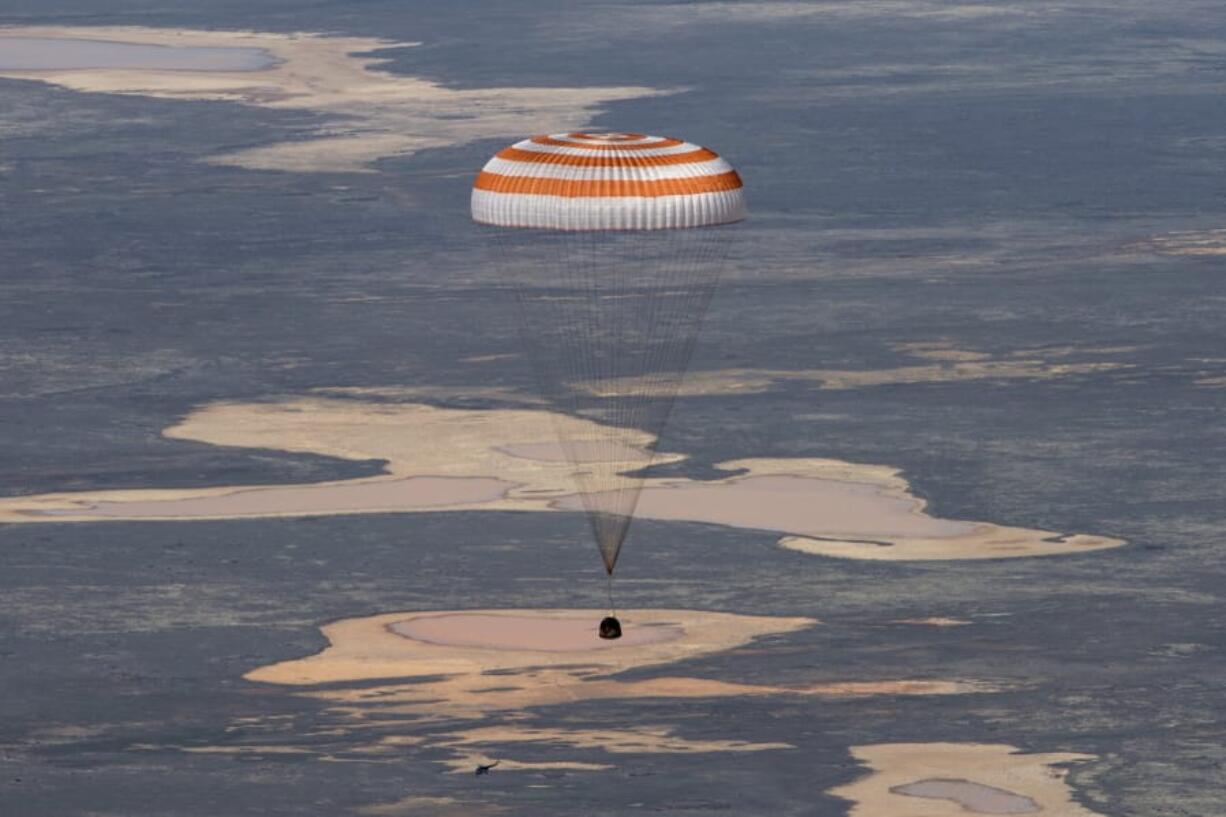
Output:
[
  {"xmin": 473, "ymin": 170, "xmax": 743, "ymax": 197},
  {"xmin": 496, "ymin": 146, "xmax": 720, "ymax": 167},
  {"xmin": 529, "ymin": 135, "xmax": 684, "ymax": 151}
]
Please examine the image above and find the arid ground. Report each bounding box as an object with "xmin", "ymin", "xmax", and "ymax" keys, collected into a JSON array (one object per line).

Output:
[{"xmin": 1, "ymin": 2, "xmax": 1225, "ymax": 815}]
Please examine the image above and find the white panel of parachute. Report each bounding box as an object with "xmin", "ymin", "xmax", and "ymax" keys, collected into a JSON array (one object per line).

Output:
[
  {"xmin": 472, "ymin": 132, "xmax": 746, "ymax": 575},
  {"xmin": 472, "ymin": 132, "xmax": 746, "ymax": 230}
]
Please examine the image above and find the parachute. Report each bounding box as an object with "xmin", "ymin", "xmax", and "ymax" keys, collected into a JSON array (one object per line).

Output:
[{"xmin": 471, "ymin": 132, "xmax": 746, "ymax": 580}]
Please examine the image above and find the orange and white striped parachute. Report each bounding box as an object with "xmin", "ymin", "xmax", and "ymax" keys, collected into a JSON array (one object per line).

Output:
[
  {"xmin": 472, "ymin": 132, "xmax": 745, "ymax": 580},
  {"xmin": 472, "ymin": 132, "xmax": 746, "ymax": 230}
]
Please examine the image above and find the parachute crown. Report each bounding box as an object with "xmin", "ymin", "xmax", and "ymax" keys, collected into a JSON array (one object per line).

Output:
[{"xmin": 472, "ymin": 131, "xmax": 746, "ymax": 231}]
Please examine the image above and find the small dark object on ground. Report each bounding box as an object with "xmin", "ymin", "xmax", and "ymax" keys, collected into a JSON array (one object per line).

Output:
[
  {"xmin": 599, "ymin": 616, "xmax": 622, "ymax": 639},
  {"xmin": 475, "ymin": 761, "xmax": 499, "ymax": 776}
]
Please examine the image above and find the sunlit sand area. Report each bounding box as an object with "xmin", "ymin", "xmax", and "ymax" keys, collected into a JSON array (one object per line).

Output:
[
  {"xmin": 582, "ymin": 341, "xmax": 1136, "ymax": 397},
  {"xmin": 247, "ymin": 608, "xmax": 814, "ymax": 696},
  {"xmin": 0, "ymin": 36, "xmax": 276, "ymax": 71},
  {"xmin": 225, "ymin": 609, "xmax": 992, "ymax": 774},
  {"xmin": 0, "ymin": 395, "xmax": 1124, "ymax": 561},
  {"xmin": 1139, "ymin": 227, "xmax": 1226, "ymax": 256},
  {"xmin": 355, "ymin": 797, "xmax": 504, "ymax": 817},
  {"xmin": 892, "ymin": 617, "xmax": 973, "ymax": 627},
  {"xmin": 389, "ymin": 612, "xmax": 683, "ymax": 651},
  {"xmin": 830, "ymin": 743, "xmax": 1102, "ymax": 816},
  {"xmin": 0, "ymin": 26, "xmax": 667, "ymax": 172}
]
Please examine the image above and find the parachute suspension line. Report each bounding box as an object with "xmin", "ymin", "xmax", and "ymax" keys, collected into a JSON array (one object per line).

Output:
[
  {"xmin": 500, "ymin": 226, "xmax": 733, "ymax": 576},
  {"xmin": 607, "ymin": 572, "xmax": 616, "ymax": 617},
  {"xmin": 474, "ymin": 131, "xmax": 745, "ymax": 580},
  {"xmin": 573, "ymin": 228, "xmax": 729, "ymax": 574}
]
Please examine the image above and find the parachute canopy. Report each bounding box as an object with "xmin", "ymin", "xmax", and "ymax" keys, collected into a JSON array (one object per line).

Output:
[
  {"xmin": 471, "ymin": 132, "xmax": 745, "ymax": 231},
  {"xmin": 472, "ymin": 132, "xmax": 745, "ymax": 575}
]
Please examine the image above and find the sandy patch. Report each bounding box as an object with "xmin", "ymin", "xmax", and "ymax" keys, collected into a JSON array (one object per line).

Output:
[
  {"xmin": 894, "ymin": 342, "xmax": 992, "ymax": 362},
  {"xmin": 437, "ymin": 756, "xmax": 613, "ymax": 774},
  {"xmin": 40, "ymin": 475, "xmax": 513, "ymax": 519},
  {"xmin": 0, "ymin": 396, "xmax": 1124, "ymax": 562},
  {"xmin": 229, "ymin": 607, "xmax": 992, "ymax": 785},
  {"xmin": 557, "ymin": 473, "xmax": 977, "ymax": 542},
  {"xmin": 589, "ymin": 1, "xmax": 1029, "ymax": 32},
  {"xmin": 461, "ymin": 353, "xmax": 521, "ymax": 365},
  {"xmin": 581, "ymin": 342, "xmax": 1132, "ymax": 397},
  {"xmin": 182, "ymin": 745, "xmax": 316, "ymax": 756},
  {"xmin": 438, "ymin": 725, "xmax": 793, "ymax": 755},
  {"xmin": 246, "ymin": 608, "xmax": 810, "ymax": 690},
  {"xmin": 390, "ymin": 612, "xmax": 683, "ymax": 652},
  {"xmin": 779, "ymin": 529, "xmax": 1120, "ymax": 562},
  {"xmin": 892, "ymin": 617, "xmax": 973, "ymax": 627},
  {"xmin": 829, "ymin": 743, "xmax": 1101, "ymax": 816},
  {"xmin": 496, "ymin": 440, "xmax": 649, "ymax": 464},
  {"xmin": 1005, "ymin": 345, "xmax": 1141, "ymax": 359},
  {"xmin": 312, "ymin": 385, "xmax": 545, "ymax": 404},
  {"xmin": 245, "ymin": 609, "xmax": 992, "ymax": 720},
  {"xmin": 0, "ymin": 26, "xmax": 669, "ymax": 172},
  {"xmin": 1139, "ymin": 228, "xmax": 1226, "ymax": 256},
  {"xmin": 358, "ymin": 797, "xmax": 508, "ymax": 817}
]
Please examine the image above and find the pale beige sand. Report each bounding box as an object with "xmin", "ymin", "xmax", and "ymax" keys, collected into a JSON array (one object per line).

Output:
[
  {"xmin": 358, "ymin": 796, "xmax": 507, "ymax": 817},
  {"xmin": 893, "ymin": 342, "xmax": 992, "ymax": 362},
  {"xmin": 181, "ymin": 745, "xmax": 316, "ymax": 756},
  {"xmin": 581, "ymin": 341, "xmax": 1132, "ymax": 397},
  {"xmin": 780, "ymin": 530, "xmax": 1120, "ymax": 562},
  {"xmin": 438, "ymin": 725, "xmax": 793, "ymax": 755},
  {"xmin": 186, "ymin": 721, "xmax": 802, "ymax": 768},
  {"xmin": 1140, "ymin": 228, "xmax": 1226, "ymax": 256},
  {"xmin": 460, "ymin": 353, "xmax": 521, "ymax": 365},
  {"xmin": 312, "ymin": 384, "xmax": 545, "ymax": 404},
  {"xmin": 1005, "ymin": 344, "xmax": 1141, "ymax": 359},
  {"xmin": 496, "ymin": 440, "xmax": 650, "ymax": 463},
  {"xmin": 248, "ymin": 608, "xmax": 811, "ymax": 689},
  {"xmin": 556, "ymin": 474, "xmax": 976, "ymax": 541},
  {"xmin": 0, "ymin": 26, "xmax": 668, "ymax": 172},
  {"xmin": 628, "ymin": 2, "xmax": 1026, "ymax": 25},
  {"xmin": 0, "ymin": 396, "xmax": 1124, "ymax": 561},
  {"xmin": 41, "ymin": 475, "xmax": 513, "ymax": 519},
  {"xmin": 437, "ymin": 756, "xmax": 613, "ymax": 775},
  {"xmin": 0, "ymin": 400, "xmax": 671, "ymax": 521},
  {"xmin": 339, "ymin": 726, "xmax": 788, "ymax": 757},
  {"xmin": 390, "ymin": 612, "xmax": 683, "ymax": 652},
  {"xmin": 829, "ymin": 743, "xmax": 1101, "ymax": 816},
  {"xmin": 245, "ymin": 609, "xmax": 993, "ymax": 721},
  {"xmin": 230, "ymin": 608, "xmax": 992, "ymax": 783}
]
